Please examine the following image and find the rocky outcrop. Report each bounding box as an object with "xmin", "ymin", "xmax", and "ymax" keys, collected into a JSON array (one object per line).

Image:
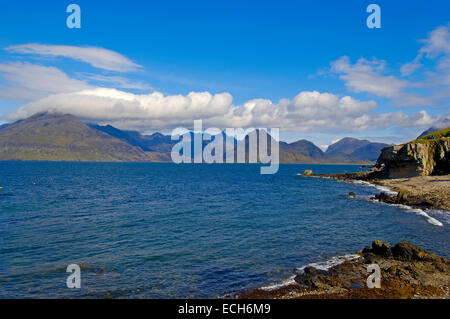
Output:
[
  {"xmin": 238, "ymin": 241, "xmax": 450, "ymax": 299},
  {"xmin": 372, "ymin": 190, "xmax": 434, "ymax": 208},
  {"xmin": 376, "ymin": 132, "xmax": 450, "ymax": 178}
]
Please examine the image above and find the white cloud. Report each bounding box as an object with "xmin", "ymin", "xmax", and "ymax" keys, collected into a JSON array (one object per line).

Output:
[
  {"xmin": 328, "ymin": 24, "xmax": 450, "ymax": 108},
  {"xmin": 5, "ymin": 44, "xmax": 141, "ymax": 72},
  {"xmin": 1, "ymin": 34, "xmax": 446, "ymax": 135},
  {"xmin": 400, "ymin": 61, "xmax": 422, "ymax": 76},
  {"xmin": 331, "ymin": 56, "xmax": 408, "ymax": 99},
  {"xmin": 420, "ymin": 25, "xmax": 450, "ymax": 59},
  {"xmin": 401, "ymin": 25, "xmax": 450, "ymax": 92},
  {"xmin": 0, "ymin": 62, "xmax": 92, "ymax": 102},
  {"xmin": 401, "ymin": 25, "xmax": 450, "ymax": 77},
  {"xmin": 6, "ymin": 88, "xmax": 438, "ymax": 133},
  {"xmin": 77, "ymin": 73, "xmax": 152, "ymax": 90}
]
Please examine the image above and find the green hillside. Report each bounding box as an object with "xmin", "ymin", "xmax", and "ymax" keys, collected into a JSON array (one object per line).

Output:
[{"xmin": 417, "ymin": 127, "xmax": 450, "ymax": 141}]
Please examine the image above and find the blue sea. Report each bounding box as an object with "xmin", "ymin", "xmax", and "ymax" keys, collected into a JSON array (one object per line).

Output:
[{"xmin": 0, "ymin": 162, "xmax": 448, "ymax": 298}]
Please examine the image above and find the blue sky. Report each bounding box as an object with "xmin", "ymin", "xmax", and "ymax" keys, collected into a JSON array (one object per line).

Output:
[{"xmin": 0, "ymin": 0, "xmax": 449, "ymax": 148}]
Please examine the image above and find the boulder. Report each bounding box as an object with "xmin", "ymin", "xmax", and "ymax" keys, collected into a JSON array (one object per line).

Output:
[
  {"xmin": 303, "ymin": 266, "xmax": 327, "ymax": 275},
  {"xmin": 397, "ymin": 189, "xmax": 408, "ymax": 203},
  {"xmin": 371, "ymin": 240, "xmax": 392, "ymax": 257},
  {"xmin": 302, "ymin": 170, "xmax": 313, "ymax": 176},
  {"xmin": 392, "ymin": 241, "xmax": 426, "ymax": 262},
  {"xmin": 373, "ymin": 192, "xmax": 397, "ymax": 204},
  {"xmin": 294, "ymin": 267, "xmax": 328, "ymax": 288}
]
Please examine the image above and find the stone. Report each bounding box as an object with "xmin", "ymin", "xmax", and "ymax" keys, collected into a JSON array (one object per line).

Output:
[
  {"xmin": 392, "ymin": 241, "xmax": 425, "ymax": 262},
  {"xmin": 371, "ymin": 240, "xmax": 392, "ymax": 257},
  {"xmin": 397, "ymin": 189, "xmax": 408, "ymax": 202},
  {"xmin": 302, "ymin": 170, "xmax": 313, "ymax": 176},
  {"xmin": 294, "ymin": 267, "xmax": 329, "ymax": 288},
  {"xmin": 373, "ymin": 192, "xmax": 397, "ymax": 204},
  {"xmin": 303, "ymin": 266, "xmax": 327, "ymax": 275}
]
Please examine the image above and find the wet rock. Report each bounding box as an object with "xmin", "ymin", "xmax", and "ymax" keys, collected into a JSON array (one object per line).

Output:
[
  {"xmin": 240, "ymin": 240, "xmax": 450, "ymax": 299},
  {"xmin": 241, "ymin": 240, "xmax": 450, "ymax": 299},
  {"xmin": 387, "ymin": 265, "xmax": 398, "ymax": 276},
  {"xmin": 392, "ymin": 241, "xmax": 425, "ymax": 262},
  {"xmin": 294, "ymin": 267, "xmax": 329, "ymax": 288},
  {"xmin": 362, "ymin": 240, "xmax": 393, "ymax": 258},
  {"xmin": 373, "ymin": 190, "xmax": 436, "ymax": 210},
  {"xmin": 345, "ymin": 192, "xmax": 356, "ymax": 199},
  {"xmin": 362, "ymin": 246, "xmax": 371, "ymax": 254},
  {"xmin": 303, "ymin": 266, "xmax": 327, "ymax": 275},
  {"xmin": 363, "ymin": 253, "xmax": 380, "ymax": 264},
  {"xmin": 373, "ymin": 192, "xmax": 397, "ymax": 204},
  {"xmin": 397, "ymin": 189, "xmax": 408, "ymax": 202},
  {"xmin": 371, "ymin": 240, "xmax": 392, "ymax": 258}
]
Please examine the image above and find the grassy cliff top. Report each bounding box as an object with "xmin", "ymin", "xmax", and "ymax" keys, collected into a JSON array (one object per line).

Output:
[{"xmin": 417, "ymin": 127, "xmax": 450, "ymax": 141}]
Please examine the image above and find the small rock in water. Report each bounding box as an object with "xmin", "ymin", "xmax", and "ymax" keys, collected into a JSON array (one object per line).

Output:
[
  {"xmin": 345, "ymin": 192, "xmax": 356, "ymax": 199},
  {"xmin": 373, "ymin": 192, "xmax": 397, "ymax": 204},
  {"xmin": 302, "ymin": 170, "xmax": 313, "ymax": 176}
]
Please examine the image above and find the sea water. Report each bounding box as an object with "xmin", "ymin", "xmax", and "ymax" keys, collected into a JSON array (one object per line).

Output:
[{"xmin": 0, "ymin": 162, "xmax": 448, "ymax": 298}]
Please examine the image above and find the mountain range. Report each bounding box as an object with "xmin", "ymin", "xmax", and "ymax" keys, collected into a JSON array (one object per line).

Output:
[{"xmin": 0, "ymin": 112, "xmax": 390, "ymax": 164}]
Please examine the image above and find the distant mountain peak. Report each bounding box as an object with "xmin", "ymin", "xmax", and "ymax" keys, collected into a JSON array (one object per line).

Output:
[
  {"xmin": 0, "ymin": 113, "xmax": 390, "ymax": 164},
  {"xmin": 0, "ymin": 112, "xmax": 169, "ymax": 162},
  {"xmin": 325, "ymin": 137, "xmax": 388, "ymax": 162},
  {"xmin": 418, "ymin": 118, "xmax": 450, "ymax": 138}
]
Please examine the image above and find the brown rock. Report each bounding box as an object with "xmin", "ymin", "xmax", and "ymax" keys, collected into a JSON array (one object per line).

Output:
[
  {"xmin": 302, "ymin": 170, "xmax": 313, "ymax": 176},
  {"xmin": 371, "ymin": 240, "xmax": 393, "ymax": 257},
  {"xmin": 392, "ymin": 241, "xmax": 425, "ymax": 262}
]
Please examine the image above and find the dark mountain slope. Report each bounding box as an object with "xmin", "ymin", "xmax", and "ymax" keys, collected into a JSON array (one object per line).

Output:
[
  {"xmin": 0, "ymin": 113, "xmax": 168, "ymax": 162},
  {"xmin": 0, "ymin": 113, "xmax": 389, "ymax": 164},
  {"xmin": 89, "ymin": 124, "xmax": 176, "ymax": 153},
  {"xmin": 325, "ymin": 137, "xmax": 389, "ymax": 162}
]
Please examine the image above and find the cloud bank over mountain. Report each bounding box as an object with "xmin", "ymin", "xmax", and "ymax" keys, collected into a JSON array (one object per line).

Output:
[
  {"xmin": 7, "ymin": 88, "xmax": 436, "ymax": 133},
  {"xmin": 1, "ymin": 24, "xmax": 449, "ymax": 136}
]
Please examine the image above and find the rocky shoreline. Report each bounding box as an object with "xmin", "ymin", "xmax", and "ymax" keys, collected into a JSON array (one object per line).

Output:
[
  {"xmin": 237, "ymin": 241, "xmax": 450, "ymax": 299},
  {"xmin": 305, "ymin": 169, "xmax": 450, "ymax": 211},
  {"xmin": 237, "ymin": 131, "xmax": 450, "ymax": 299}
]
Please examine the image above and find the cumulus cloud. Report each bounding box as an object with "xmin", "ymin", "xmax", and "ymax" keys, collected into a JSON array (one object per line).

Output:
[
  {"xmin": 1, "ymin": 35, "xmax": 445, "ymax": 135},
  {"xmin": 6, "ymin": 88, "xmax": 437, "ymax": 133},
  {"xmin": 5, "ymin": 44, "xmax": 141, "ymax": 72}
]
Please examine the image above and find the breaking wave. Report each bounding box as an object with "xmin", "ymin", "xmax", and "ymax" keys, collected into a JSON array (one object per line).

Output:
[{"xmin": 260, "ymin": 254, "xmax": 360, "ymax": 291}]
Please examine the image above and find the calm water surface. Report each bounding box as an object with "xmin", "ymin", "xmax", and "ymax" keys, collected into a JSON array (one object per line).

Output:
[{"xmin": 0, "ymin": 162, "xmax": 448, "ymax": 298}]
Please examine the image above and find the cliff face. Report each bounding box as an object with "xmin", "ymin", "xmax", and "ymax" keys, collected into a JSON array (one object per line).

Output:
[{"xmin": 376, "ymin": 129, "xmax": 450, "ymax": 178}]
